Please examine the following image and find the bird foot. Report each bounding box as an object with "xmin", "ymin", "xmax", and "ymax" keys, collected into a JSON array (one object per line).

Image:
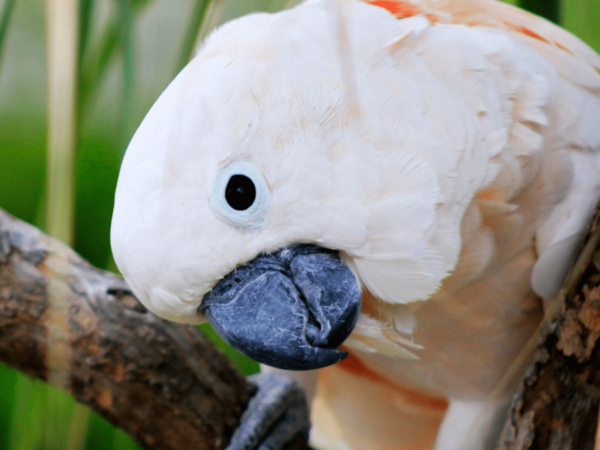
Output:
[{"xmin": 225, "ymin": 372, "xmax": 310, "ymax": 450}]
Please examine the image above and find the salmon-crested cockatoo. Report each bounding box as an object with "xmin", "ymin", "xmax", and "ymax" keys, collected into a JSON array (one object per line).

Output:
[{"xmin": 111, "ymin": 0, "xmax": 600, "ymax": 448}]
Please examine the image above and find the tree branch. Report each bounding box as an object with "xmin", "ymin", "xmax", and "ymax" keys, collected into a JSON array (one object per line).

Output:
[
  {"xmin": 496, "ymin": 202, "xmax": 600, "ymax": 450},
  {"xmin": 0, "ymin": 207, "xmax": 309, "ymax": 450}
]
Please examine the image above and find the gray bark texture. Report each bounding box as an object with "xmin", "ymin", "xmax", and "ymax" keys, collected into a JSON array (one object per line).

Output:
[{"xmin": 0, "ymin": 208, "xmax": 309, "ymax": 450}]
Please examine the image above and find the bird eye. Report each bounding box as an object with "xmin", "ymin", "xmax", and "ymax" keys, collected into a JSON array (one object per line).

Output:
[
  {"xmin": 225, "ymin": 175, "xmax": 256, "ymax": 211},
  {"xmin": 210, "ymin": 162, "xmax": 269, "ymax": 228}
]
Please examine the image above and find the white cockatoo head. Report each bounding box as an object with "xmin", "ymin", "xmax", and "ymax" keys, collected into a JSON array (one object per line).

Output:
[{"xmin": 111, "ymin": 0, "xmax": 448, "ymax": 370}]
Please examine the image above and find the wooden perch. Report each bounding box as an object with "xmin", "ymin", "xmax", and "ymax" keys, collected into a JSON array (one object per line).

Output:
[
  {"xmin": 0, "ymin": 208, "xmax": 309, "ymax": 450},
  {"xmin": 496, "ymin": 203, "xmax": 600, "ymax": 450}
]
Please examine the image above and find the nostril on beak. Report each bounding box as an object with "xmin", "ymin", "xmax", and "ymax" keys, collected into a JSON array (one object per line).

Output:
[
  {"xmin": 305, "ymin": 322, "xmax": 320, "ymax": 346},
  {"xmin": 304, "ymin": 309, "xmax": 337, "ymax": 349},
  {"xmin": 304, "ymin": 307, "xmax": 330, "ymax": 348}
]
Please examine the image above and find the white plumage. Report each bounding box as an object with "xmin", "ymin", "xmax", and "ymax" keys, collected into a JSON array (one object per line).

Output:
[{"xmin": 111, "ymin": 0, "xmax": 600, "ymax": 448}]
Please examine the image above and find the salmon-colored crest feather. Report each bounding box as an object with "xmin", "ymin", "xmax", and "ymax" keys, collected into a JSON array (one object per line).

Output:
[
  {"xmin": 366, "ymin": 0, "xmax": 442, "ymax": 23},
  {"xmin": 363, "ymin": 0, "xmax": 600, "ymax": 78}
]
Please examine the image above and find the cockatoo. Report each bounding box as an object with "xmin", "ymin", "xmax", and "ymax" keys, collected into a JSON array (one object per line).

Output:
[{"xmin": 111, "ymin": 0, "xmax": 600, "ymax": 448}]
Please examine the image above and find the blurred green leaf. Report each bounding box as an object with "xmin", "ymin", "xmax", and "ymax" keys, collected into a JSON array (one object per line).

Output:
[{"xmin": 563, "ymin": 0, "xmax": 600, "ymax": 53}]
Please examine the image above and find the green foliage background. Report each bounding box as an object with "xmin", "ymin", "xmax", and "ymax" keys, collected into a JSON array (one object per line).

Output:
[{"xmin": 0, "ymin": 0, "xmax": 598, "ymax": 448}]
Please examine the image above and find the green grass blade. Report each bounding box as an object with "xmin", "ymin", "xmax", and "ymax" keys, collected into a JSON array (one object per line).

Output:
[
  {"xmin": 78, "ymin": 0, "xmax": 95, "ymax": 64},
  {"xmin": 66, "ymin": 404, "xmax": 92, "ymax": 450},
  {"xmin": 194, "ymin": 0, "xmax": 225, "ymax": 49},
  {"xmin": 45, "ymin": 0, "xmax": 79, "ymax": 244},
  {"xmin": 79, "ymin": 0, "xmax": 152, "ymax": 116},
  {"xmin": 176, "ymin": 0, "xmax": 212, "ymax": 73},
  {"xmin": 44, "ymin": 1, "xmax": 92, "ymax": 450},
  {"xmin": 118, "ymin": 0, "xmax": 135, "ymax": 152},
  {"xmin": 78, "ymin": 18, "xmax": 120, "ymax": 114},
  {"xmin": 45, "ymin": 388, "xmax": 75, "ymax": 450},
  {"xmin": 0, "ymin": 0, "xmax": 16, "ymax": 78},
  {"xmin": 519, "ymin": 0, "xmax": 560, "ymax": 23},
  {"xmin": 7, "ymin": 377, "xmax": 45, "ymax": 450}
]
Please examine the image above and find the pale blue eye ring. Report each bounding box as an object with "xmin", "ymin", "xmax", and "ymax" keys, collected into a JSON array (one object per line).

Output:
[{"xmin": 209, "ymin": 161, "xmax": 270, "ymax": 228}]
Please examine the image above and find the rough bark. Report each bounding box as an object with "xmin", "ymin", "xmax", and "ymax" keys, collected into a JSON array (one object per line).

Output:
[
  {"xmin": 496, "ymin": 203, "xmax": 600, "ymax": 450},
  {"xmin": 0, "ymin": 207, "xmax": 309, "ymax": 450}
]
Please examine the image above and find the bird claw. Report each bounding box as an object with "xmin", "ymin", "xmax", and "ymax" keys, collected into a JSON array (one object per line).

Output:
[{"xmin": 225, "ymin": 372, "xmax": 311, "ymax": 450}]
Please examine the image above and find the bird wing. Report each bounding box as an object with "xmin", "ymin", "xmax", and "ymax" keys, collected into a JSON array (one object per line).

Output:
[{"xmin": 360, "ymin": 0, "xmax": 600, "ymax": 303}]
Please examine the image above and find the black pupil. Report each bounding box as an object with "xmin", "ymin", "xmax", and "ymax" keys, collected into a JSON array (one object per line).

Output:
[{"xmin": 225, "ymin": 175, "xmax": 256, "ymax": 211}]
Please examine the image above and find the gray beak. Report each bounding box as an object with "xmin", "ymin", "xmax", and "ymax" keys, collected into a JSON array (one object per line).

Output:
[{"xmin": 199, "ymin": 244, "xmax": 361, "ymax": 370}]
